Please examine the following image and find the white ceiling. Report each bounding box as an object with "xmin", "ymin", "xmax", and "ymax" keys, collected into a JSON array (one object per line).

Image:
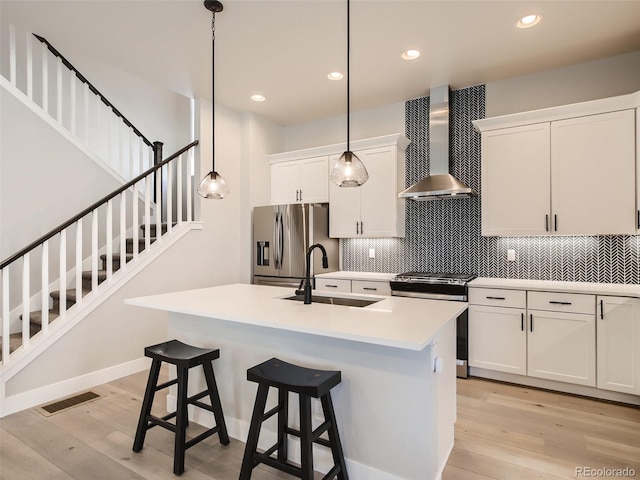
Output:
[{"xmin": 3, "ymin": 0, "xmax": 640, "ymax": 126}]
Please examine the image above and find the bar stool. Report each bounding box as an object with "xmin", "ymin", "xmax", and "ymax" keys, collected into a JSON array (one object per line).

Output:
[
  {"xmin": 132, "ymin": 339, "xmax": 229, "ymax": 475},
  {"xmin": 239, "ymin": 357, "xmax": 349, "ymax": 480}
]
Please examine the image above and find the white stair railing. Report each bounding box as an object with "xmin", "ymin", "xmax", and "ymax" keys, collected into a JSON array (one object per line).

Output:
[
  {"xmin": 0, "ymin": 141, "xmax": 198, "ymax": 366},
  {"xmin": 2, "ymin": 24, "xmax": 158, "ymax": 181}
]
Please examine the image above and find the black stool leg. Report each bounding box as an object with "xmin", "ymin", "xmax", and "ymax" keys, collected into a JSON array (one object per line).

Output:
[
  {"xmin": 321, "ymin": 393, "xmax": 349, "ymax": 480},
  {"xmin": 277, "ymin": 389, "xmax": 288, "ymax": 463},
  {"xmin": 174, "ymin": 366, "xmax": 189, "ymax": 476},
  {"xmin": 239, "ymin": 384, "xmax": 269, "ymax": 480},
  {"xmin": 133, "ymin": 359, "xmax": 162, "ymax": 452},
  {"xmin": 299, "ymin": 395, "xmax": 314, "ymax": 480},
  {"xmin": 202, "ymin": 361, "xmax": 229, "ymax": 445}
]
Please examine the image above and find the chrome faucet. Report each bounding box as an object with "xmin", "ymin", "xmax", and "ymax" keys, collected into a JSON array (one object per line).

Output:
[{"xmin": 296, "ymin": 243, "xmax": 329, "ymax": 304}]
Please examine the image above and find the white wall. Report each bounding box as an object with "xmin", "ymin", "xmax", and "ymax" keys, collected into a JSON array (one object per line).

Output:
[
  {"xmin": 486, "ymin": 50, "xmax": 640, "ymax": 117},
  {"xmin": 0, "ymin": 83, "xmax": 122, "ymax": 259},
  {"xmin": 282, "ymin": 101, "xmax": 405, "ymax": 152}
]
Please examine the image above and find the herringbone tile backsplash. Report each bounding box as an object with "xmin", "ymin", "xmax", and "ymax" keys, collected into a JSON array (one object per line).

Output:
[{"xmin": 341, "ymin": 84, "xmax": 640, "ymax": 284}]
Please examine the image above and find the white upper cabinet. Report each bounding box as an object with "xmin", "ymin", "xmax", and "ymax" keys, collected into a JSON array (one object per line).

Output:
[
  {"xmin": 481, "ymin": 123, "xmax": 550, "ymax": 235},
  {"xmin": 329, "ymin": 142, "xmax": 407, "ymax": 238},
  {"xmin": 551, "ymin": 110, "xmax": 635, "ymax": 235},
  {"xmin": 270, "ymin": 156, "xmax": 328, "ymax": 205},
  {"xmin": 474, "ymin": 92, "xmax": 639, "ymax": 236}
]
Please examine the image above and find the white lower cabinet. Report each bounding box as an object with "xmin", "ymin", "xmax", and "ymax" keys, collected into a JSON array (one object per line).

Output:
[
  {"xmin": 527, "ymin": 308, "xmax": 596, "ymax": 387},
  {"xmin": 469, "ymin": 304, "xmax": 527, "ymax": 375},
  {"xmin": 597, "ymin": 295, "xmax": 640, "ymax": 395},
  {"xmin": 315, "ymin": 277, "xmax": 391, "ymax": 295},
  {"xmin": 469, "ymin": 287, "xmax": 597, "ymax": 388}
]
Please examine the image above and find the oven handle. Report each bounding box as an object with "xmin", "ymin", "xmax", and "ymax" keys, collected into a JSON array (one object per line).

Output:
[{"xmin": 391, "ymin": 290, "xmax": 467, "ymax": 301}]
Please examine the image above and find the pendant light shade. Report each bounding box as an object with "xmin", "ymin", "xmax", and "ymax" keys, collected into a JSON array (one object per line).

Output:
[
  {"xmin": 330, "ymin": 0, "xmax": 368, "ymax": 188},
  {"xmin": 197, "ymin": 0, "xmax": 229, "ymax": 199}
]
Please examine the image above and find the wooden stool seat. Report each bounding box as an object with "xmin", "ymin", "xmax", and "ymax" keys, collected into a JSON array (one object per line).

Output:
[
  {"xmin": 239, "ymin": 357, "xmax": 349, "ymax": 480},
  {"xmin": 132, "ymin": 339, "xmax": 229, "ymax": 476}
]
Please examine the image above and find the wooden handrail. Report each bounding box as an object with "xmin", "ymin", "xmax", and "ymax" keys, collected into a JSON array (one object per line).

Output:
[
  {"xmin": 0, "ymin": 140, "xmax": 199, "ymax": 270},
  {"xmin": 33, "ymin": 34, "xmax": 154, "ymax": 148}
]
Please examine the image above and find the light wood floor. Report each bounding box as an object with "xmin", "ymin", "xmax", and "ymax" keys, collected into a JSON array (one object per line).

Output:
[{"xmin": 1, "ymin": 371, "xmax": 639, "ymax": 480}]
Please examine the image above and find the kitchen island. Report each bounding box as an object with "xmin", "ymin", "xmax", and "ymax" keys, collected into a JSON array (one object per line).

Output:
[{"xmin": 126, "ymin": 283, "xmax": 466, "ymax": 480}]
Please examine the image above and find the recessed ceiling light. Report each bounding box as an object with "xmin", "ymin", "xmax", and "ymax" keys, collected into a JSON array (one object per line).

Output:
[
  {"xmin": 250, "ymin": 94, "xmax": 266, "ymax": 102},
  {"xmin": 402, "ymin": 49, "xmax": 420, "ymax": 61},
  {"xmin": 516, "ymin": 14, "xmax": 542, "ymax": 29},
  {"xmin": 328, "ymin": 71, "xmax": 343, "ymax": 80}
]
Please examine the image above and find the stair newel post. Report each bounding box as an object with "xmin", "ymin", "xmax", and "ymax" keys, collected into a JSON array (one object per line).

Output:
[{"xmin": 153, "ymin": 141, "xmax": 164, "ymax": 211}]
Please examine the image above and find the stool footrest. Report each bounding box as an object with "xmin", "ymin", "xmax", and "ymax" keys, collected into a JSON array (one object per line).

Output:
[
  {"xmin": 285, "ymin": 420, "xmax": 332, "ymax": 447},
  {"xmin": 261, "ymin": 441, "xmax": 281, "ymax": 458},
  {"xmin": 262, "ymin": 404, "xmax": 281, "ymax": 422},
  {"xmin": 322, "ymin": 464, "xmax": 342, "ymax": 480},
  {"xmin": 187, "ymin": 389, "xmax": 209, "ymax": 404},
  {"xmin": 191, "ymin": 400, "xmax": 215, "ymax": 413},
  {"xmin": 255, "ymin": 452, "xmax": 301, "ymax": 477},
  {"xmin": 147, "ymin": 414, "xmax": 177, "ymax": 433},
  {"xmin": 155, "ymin": 378, "xmax": 178, "ymax": 391},
  {"xmin": 184, "ymin": 425, "xmax": 220, "ymax": 450}
]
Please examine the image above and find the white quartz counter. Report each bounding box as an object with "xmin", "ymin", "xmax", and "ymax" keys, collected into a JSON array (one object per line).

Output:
[
  {"xmin": 125, "ymin": 283, "xmax": 466, "ymax": 351},
  {"xmin": 315, "ymin": 271, "xmax": 397, "ymax": 282},
  {"xmin": 470, "ymin": 277, "xmax": 640, "ymax": 298}
]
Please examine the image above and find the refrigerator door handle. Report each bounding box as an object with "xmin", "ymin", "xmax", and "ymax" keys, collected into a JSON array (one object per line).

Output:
[
  {"xmin": 272, "ymin": 212, "xmax": 281, "ymax": 269},
  {"xmin": 278, "ymin": 212, "xmax": 285, "ymax": 270}
]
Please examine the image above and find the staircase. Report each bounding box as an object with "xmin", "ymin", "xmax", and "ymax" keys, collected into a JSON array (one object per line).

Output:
[{"xmin": 0, "ymin": 225, "xmax": 169, "ymax": 360}]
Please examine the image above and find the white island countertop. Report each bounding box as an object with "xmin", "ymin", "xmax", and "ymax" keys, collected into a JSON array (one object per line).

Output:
[{"xmin": 125, "ymin": 283, "xmax": 466, "ymax": 351}]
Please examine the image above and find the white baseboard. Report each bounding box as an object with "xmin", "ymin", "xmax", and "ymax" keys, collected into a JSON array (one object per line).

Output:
[
  {"xmin": 470, "ymin": 367, "xmax": 640, "ymax": 406},
  {"xmin": 1, "ymin": 357, "xmax": 151, "ymax": 418}
]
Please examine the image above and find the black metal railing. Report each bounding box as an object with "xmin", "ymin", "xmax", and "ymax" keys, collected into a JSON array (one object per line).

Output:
[{"xmin": 33, "ymin": 34, "xmax": 154, "ymax": 149}]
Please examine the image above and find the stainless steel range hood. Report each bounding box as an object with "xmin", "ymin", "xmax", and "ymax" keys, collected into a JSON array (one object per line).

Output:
[{"xmin": 399, "ymin": 86, "xmax": 477, "ymax": 201}]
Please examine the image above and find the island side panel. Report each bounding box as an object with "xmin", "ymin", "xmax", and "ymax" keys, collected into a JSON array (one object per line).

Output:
[{"xmin": 166, "ymin": 311, "xmax": 454, "ymax": 480}]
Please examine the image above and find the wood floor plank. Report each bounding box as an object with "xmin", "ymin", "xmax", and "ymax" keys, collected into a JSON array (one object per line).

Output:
[
  {"xmin": 0, "ymin": 428, "xmax": 74, "ymax": 480},
  {"xmin": 1, "ymin": 409, "xmax": 146, "ymax": 480}
]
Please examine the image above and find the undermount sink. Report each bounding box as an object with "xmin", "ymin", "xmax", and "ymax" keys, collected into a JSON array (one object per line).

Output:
[{"xmin": 283, "ymin": 294, "xmax": 381, "ymax": 308}]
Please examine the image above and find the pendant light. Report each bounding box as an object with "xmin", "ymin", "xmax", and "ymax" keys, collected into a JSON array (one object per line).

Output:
[
  {"xmin": 198, "ymin": 0, "xmax": 229, "ymax": 199},
  {"xmin": 330, "ymin": 0, "xmax": 368, "ymax": 187}
]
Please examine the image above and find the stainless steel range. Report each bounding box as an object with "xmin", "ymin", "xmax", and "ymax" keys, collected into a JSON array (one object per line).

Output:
[{"xmin": 390, "ymin": 272, "xmax": 476, "ymax": 378}]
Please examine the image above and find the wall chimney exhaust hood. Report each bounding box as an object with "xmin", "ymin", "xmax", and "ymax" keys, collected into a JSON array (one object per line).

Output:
[{"xmin": 399, "ymin": 86, "xmax": 477, "ymax": 201}]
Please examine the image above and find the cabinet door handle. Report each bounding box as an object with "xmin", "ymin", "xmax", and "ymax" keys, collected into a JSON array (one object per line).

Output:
[
  {"xmin": 545, "ymin": 214, "xmax": 549, "ymax": 232},
  {"xmin": 356, "ymin": 222, "xmax": 360, "ymax": 235},
  {"xmin": 521, "ymin": 312, "xmax": 524, "ymax": 332},
  {"xmin": 554, "ymin": 214, "xmax": 558, "ymax": 232},
  {"xmin": 530, "ymin": 314, "xmax": 533, "ymax": 332},
  {"xmin": 325, "ymin": 284, "xmax": 338, "ymax": 288},
  {"xmin": 299, "ymin": 190, "xmax": 303, "ymax": 202},
  {"xmin": 486, "ymin": 296, "xmax": 506, "ymax": 300},
  {"xmin": 360, "ymin": 221, "xmax": 364, "ymax": 235},
  {"xmin": 363, "ymin": 287, "xmax": 377, "ymax": 291},
  {"xmin": 295, "ymin": 190, "xmax": 299, "ymax": 201},
  {"xmin": 637, "ymin": 211, "xmax": 640, "ymax": 229},
  {"xmin": 600, "ymin": 299, "xmax": 604, "ymax": 319},
  {"xmin": 549, "ymin": 301, "xmax": 572, "ymax": 305}
]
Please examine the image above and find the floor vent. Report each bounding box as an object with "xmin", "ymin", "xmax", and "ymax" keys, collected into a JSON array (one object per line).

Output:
[{"xmin": 38, "ymin": 391, "xmax": 101, "ymax": 416}]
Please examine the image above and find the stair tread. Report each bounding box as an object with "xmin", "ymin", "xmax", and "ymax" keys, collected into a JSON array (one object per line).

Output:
[
  {"xmin": 50, "ymin": 288, "xmax": 90, "ymax": 300},
  {"xmin": 81, "ymin": 270, "xmax": 108, "ymax": 280},
  {"xmin": 21, "ymin": 309, "xmax": 60, "ymax": 325},
  {"xmin": 99, "ymin": 253, "xmax": 134, "ymax": 260}
]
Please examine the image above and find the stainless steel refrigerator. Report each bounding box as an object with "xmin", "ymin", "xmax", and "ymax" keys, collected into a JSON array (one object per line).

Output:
[{"xmin": 253, "ymin": 204, "xmax": 339, "ymax": 288}]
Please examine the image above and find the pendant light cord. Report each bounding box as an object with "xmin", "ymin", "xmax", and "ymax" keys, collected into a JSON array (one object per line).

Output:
[
  {"xmin": 211, "ymin": 11, "xmax": 216, "ymax": 171},
  {"xmin": 346, "ymin": 0, "xmax": 351, "ymax": 151}
]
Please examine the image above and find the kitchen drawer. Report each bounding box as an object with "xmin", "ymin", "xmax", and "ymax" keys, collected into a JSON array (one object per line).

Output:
[
  {"xmin": 528, "ymin": 291, "xmax": 595, "ymax": 314},
  {"xmin": 468, "ymin": 287, "xmax": 526, "ymax": 308},
  {"xmin": 315, "ymin": 278, "xmax": 351, "ymax": 293},
  {"xmin": 352, "ymin": 280, "xmax": 391, "ymax": 296}
]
